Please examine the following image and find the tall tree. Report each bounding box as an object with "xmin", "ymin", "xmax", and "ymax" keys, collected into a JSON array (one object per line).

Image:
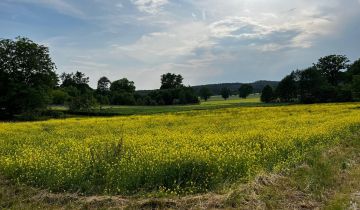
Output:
[
  {"xmin": 95, "ymin": 77, "xmax": 111, "ymax": 106},
  {"xmin": 315, "ymin": 55, "xmax": 349, "ymax": 86},
  {"xmin": 199, "ymin": 87, "xmax": 212, "ymax": 101},
  {"xmin": 59, "ymin": 71, "xmax": 97, "ymax": 112},
  {"xmin": 298, "ymin": 67, "xmax": 330, "ymax": 103},
  {"xmin": 261, "ymin": 85, "xmax": 274, "ymax": 103},
  {"xmin": 238, "ymin": 84, "xmax": 253, "ymax": 99},
  {"xmin": 60, "ymin": 71, "xmax": 90, "ymax": 90},
  {"xmin": 347, "ymin": 59, "xmax": 360, "ymax": 79},
  {"xmin": 110, "ymin": 78, "xmax": 135, "ymax": 93},
  {"xmin": 275, "ymin": 73, "xmax": 297, "ymax": 102},
  {"xmin": 220, "ymin": 87, "xmax": 231, "ymax": 100},
  {"xmin": 0, "ymin": 37, "xmax": 58, "ymax": 117},
  {"xmin": 352, "ymin": 75, "xmax": 360, "ymax": 101},
  {"xmin": 160, "ymin": 73, "xmax": 183, "ymax": 89},
  {"xmin": 97, "ymin": 77, "xmax": 111, "ymax": 93},
  {"xmin": 110, "ymin": 78, "xmax": 136, "ymax": 105}
]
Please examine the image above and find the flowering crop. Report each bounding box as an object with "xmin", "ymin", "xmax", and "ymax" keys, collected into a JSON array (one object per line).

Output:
[{"xmin": 0, "ymin": 103, "xmax": 360, "ymax": 195}]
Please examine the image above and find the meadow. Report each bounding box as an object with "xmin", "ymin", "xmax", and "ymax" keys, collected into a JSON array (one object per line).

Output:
[
  {"xmin": 53, "ymin": 94, "xmax": 265, "ymax": 116},
  {"xmin": 1, "ymin": 100, "xmax": 360, "ymax": 197}
]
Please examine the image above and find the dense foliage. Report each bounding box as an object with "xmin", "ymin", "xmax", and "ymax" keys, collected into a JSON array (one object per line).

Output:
[
  {"xmin": 59, "ymin": 71, "xmax": 98, "ymax": 112},
  {"xmin": 220, "ymin": 87, "xmax": 231, "ymax": 100},
  {"xmin": 238, "ymin": 84, "xmax": 253, "ymax": 98},
  {"xmin": 145, "ymin": 73, "xmax": 199, "ymax": 105},
  {"xmin": 263, "ymin": 55, "xmax": 360, "ymax": 103},
  {"xmin": 199, "ymin": 87, "xmax": 212, "ymax": 101},
  {"xmin": 260, "ymin": 85, "xmax": 274, "ymax": 103},
  {"xmin": 2, "ymin": 37, "xmax": 360, "ymax": 117},
  {"xmin": 160, "ymin": 73, "xmax": 184, "ymax": 89},
  {"xmin": 192, "ymin": 81, "xmax": 279, "ymax": 95},
  {"xmin": 0, "ymin": 38, "xmax": 201, "ymax": 118},
  {"xmin": 0, "ymin": 37, "xmax": 58, "ymax": 119}
]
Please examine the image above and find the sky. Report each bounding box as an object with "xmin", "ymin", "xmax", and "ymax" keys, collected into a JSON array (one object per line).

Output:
[{"xmin": 1, "ymin": 0, "xmax": 360, "ymax": 90}]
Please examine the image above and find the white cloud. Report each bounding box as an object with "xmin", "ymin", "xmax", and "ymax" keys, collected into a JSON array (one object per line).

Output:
[
  {"xmin": 83, "ymin": 0, "xmax": 358, "ymax": 89},
  {"xmin": 209, "ymin": 16, "xmax": 270, "ymax": 40},
  {"xmin": 131, "ymin": 0, "xmax": 168, "ymax": 14},
  {"xmin": 208, "ymin": 8, "xmax": 333, "ymax": 51},
  {"xmin": 112, "ymin": 21, "xmax": 214, "ymax": 63},
  {"xmin": 13, "ymin": 0, "xmax": 358, "ymax": 89}
]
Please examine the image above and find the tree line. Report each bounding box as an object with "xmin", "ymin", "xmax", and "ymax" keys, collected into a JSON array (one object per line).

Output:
[
  {"xmin": 260, "ymin": 55, "xmax": 360, "ymax": 103},
  {"xmin": 1, "ymin": 37, "xmax": 360, "ymax": 119},
  {"xmin": 191, "ymin": 80, "xmax": 278, "ymax": 96},
  {"xmin": 55, "ymin": 72, "xmax": 199, "ymax": 109},
  {"xmin": 0, "ymin": 37, "xmax": 201, "ymax": 119}
]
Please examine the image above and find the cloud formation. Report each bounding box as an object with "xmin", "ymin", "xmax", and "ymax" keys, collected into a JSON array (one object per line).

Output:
[
  {"xmin": 131, "ymin": 0, "xmax": 168, "ymax": 14},
  {"xmin": 1, "ymin": 0, "xmax": 359, "ymax": 89}
]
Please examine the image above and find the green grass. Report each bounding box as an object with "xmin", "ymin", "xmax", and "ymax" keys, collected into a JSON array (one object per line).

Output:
[
  {"xmin": 54, "ymin": 95, "xmax": 281, "ymax": 117},
  {"xmin": 99, "ymin": 97, "xmax": 260, "ymax": 115}
]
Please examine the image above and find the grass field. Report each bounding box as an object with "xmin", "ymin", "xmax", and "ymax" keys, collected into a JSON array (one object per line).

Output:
[
  {"xmin": 1, "ymin": 101, "xmax": 360, "ymax": 200},
  {"xmin": 52, "ymin": 94, "xmax": 268, "ymax": 116}
]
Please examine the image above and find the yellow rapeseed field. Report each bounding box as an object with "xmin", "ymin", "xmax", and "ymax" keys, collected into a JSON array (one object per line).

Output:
[{"xmin": 0, "ymin": 103, "xmax": 360, "ymax": 195}]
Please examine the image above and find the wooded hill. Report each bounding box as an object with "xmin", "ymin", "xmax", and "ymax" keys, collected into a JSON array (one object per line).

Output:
[
  {"xmin": 137, "ymin": 80, "xmax": 279, "ymax": 95},
  {"xmin": 191, "ymin": 80, "xmax": 279, "ymax": 95}
]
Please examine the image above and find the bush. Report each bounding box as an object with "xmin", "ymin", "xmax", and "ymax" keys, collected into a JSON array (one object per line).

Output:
[
  {"xmin": 111, "ymin": 91, "xmax": 136, "ymax": 105},
  {"xmin": 68, "ymin": 93, "xmax": 98, "ymax": 112},
  {"xmin": 147, "ymin": 87, "xmax": 199, "ymax": 106}
]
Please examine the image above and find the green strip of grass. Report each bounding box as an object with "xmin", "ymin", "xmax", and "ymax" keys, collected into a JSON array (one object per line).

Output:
[{"xmin": 61, "ymin": 96, "xmax": 289, "ymax": 117}]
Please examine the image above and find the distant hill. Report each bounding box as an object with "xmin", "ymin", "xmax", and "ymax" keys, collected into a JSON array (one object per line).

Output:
[
  {"xmin": 137, "ymin": 80, "xmax": 279, "ymax": 95},
  {"xmin": 191, "ymin": 80, "xmax": 279, "ymax": 95}
]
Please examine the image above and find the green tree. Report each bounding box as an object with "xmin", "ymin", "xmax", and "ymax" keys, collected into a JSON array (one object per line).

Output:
[
  {"xmin": 160, "ymin": 73, "xmax": 183, "ymax": 89},
  {"xmin": 298, "ymin": 67, "xmax": 331, "ymax": 103},
  {"xmin": 51, "ymin": 89, "xmax": 69, "ymax": 105},
  {"xmin": 276, "ymin": 73, "xmax": 298, "ymax": 102},
  {"xmin": 60, "ymin": 71, "xmax": 90, "ymax": 92},
  {"xmin": 67, "ymin": 90, "xmax": 98, "ymax": 112},
  {"xmin": 110, "ymin": 78, "xmax": 136, "ymax": 105},
  {"xmin": 178, "ymin": 87, "xmax": 199, "ymax": 104},
  {"xmin": 96, "ymin": 76, "xmax": 111, "ymax": 106},
  {"xmin": 352, "ymin": 75, "xmax": 360, "ymax": 101},
  {"xmin": 110, "ymin": 78, "xmax": 135, "ymax": 93},
  {"xmin": 346, "ymin": 59, "xmax": 360, "ymax": 81},
  {"xmin": 220, "ymin": 87, "xmax": 231, "ymax": 100},
  {"xmin": 59, "ymin": 71, "xmax": 97, "ymax": 112},
  {"xmin": 199, "ymin": 87, "xmax": 212, "ymax": 101},
  {"xmin": 315, "ymin": 55, "xmax": 349, "ymax": 86},
  {"xmin": 261, "ymin": 85, "xmax": 274, "ymax": 103},
  {"xmin": 0, "ymin": 37, "xmax": 58, "ymax": 118},
  {"xmin": 238, "ymin": 84, "xmax": 253, "ymax": 98},
  {"xmin": 97, "ymin": 76, "xmax": 111, "ymax": 93}
]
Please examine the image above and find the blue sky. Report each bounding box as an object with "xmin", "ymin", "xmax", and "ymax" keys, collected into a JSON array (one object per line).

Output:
[{"xmin": 1, "ymin": 0, "xmax": 360, "ymax": 89}]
